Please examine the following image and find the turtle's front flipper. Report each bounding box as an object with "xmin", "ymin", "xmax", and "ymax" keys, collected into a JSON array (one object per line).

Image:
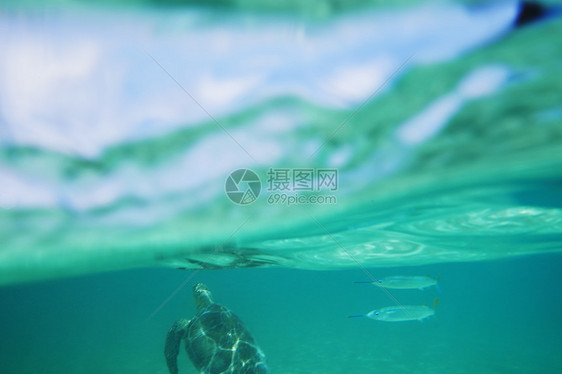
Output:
[{"xmin": 165, "ymin": 319, "xmax": 190, "ymax": 374}]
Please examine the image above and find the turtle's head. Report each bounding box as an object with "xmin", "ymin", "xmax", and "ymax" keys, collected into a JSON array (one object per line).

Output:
[{"xmin": 193, "ymin": 283, "xmax": 214, "ymax": 310}]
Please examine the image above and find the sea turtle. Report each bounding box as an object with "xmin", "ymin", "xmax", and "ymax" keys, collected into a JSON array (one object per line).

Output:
[{"xmin": 165, "ymin": 283, "xmax": 269, "ymax": 374}]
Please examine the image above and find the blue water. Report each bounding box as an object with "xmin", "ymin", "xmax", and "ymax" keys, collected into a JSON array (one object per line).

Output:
[
  {"xmin": 1, "ymin": 253, "xmax": 561, "ymax": 373},
  {"xmin": 1, "ymin": 1, "xmax": 562, "ymax": 373},
  {"xmin": 4, "ymin": 1, "xmax": 562, "ymax": 284}
]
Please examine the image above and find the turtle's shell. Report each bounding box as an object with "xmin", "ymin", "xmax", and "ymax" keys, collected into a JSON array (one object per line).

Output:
[{"xmin": 185, "ymin": 303, "xmax": 268, "ymax": 374}]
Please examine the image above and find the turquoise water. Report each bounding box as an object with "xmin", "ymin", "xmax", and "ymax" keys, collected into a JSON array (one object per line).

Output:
[
  {"xmin": 1, "ymin": 1, "xmax": 562, "ymax": 372},
  {"xmin": 1, "ymin": 255, "xmax": 561, "ymax": 373},
  {"xmin": 1, "ymin": 1, "xmax": 562, "ymax": 283}
]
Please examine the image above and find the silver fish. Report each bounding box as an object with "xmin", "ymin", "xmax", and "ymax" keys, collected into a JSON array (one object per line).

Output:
[
  {"xmin": 349, "ymin": 299, "xmax": 438, "ymax": 322},
  {"xmin": 355, "ymin": 275, "xmax": 440, "ymax": 292}
]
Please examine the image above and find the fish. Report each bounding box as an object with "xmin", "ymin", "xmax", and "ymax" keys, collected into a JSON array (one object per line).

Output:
[
  {"xmin": 349, "ymin": 299, "xmax": 439, "ymax": 322},
  {"xmin": 355, "ymin": 275, "xmax": 440, "ymax": 292}
]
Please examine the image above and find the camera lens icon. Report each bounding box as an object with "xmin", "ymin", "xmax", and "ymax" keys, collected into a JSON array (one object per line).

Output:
[{"xmin": 225, "ymin": 169, "xmax": 261, "ymax": 205}]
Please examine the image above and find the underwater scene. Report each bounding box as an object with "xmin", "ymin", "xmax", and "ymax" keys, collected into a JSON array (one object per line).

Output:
[{"xmin": 1, "ymin": 0, "xmax": 562, "ymax": 373}]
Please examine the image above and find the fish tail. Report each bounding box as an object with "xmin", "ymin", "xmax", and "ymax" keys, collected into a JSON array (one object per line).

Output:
[
  {"xmin": 348, "ymin": 314, "xmax": 367, "ymax": 318},
  {"xmin": 435, "ymin": 283, "xmax": 442, "ymax": 295},
  {"xmin": 433, "ymin": 298, "xmax": 440, "ymax": 309}
]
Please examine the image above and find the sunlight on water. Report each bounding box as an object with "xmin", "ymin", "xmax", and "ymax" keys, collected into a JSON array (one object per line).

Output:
[
  {"xmin": 1, "ymin": 2, "xmax": 562, "ymax": 374},
  {"xmin": 0, "ymin": 1, "xmax": 561, "ymax": 286}
]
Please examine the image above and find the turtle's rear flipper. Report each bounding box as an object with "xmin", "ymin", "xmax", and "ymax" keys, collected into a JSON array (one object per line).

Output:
[{"xmin": 165, "ymin": 319, "xmax": 190, "ymax": 374}]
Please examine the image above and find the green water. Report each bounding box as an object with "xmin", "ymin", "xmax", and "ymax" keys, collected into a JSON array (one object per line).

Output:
[
  {"xmin": 1, "ymin": 255, "xmax": 561, "ymax": 373},
  {"xmin": 1, "ymin": 1, "xmax": 562, "ymax": 372},
  {"xmin": 1, "ymin": 1, "xmax": 562, "ymax": 284}
]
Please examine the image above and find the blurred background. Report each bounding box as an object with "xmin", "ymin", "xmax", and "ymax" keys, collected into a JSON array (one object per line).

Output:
[
  {"xmin": 1, "ymin": 0, "xmax": 560, "ymax": 284},
  {"xmin": 0, "ymin": 1, "xmax": 561, "ymax": 372}
]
